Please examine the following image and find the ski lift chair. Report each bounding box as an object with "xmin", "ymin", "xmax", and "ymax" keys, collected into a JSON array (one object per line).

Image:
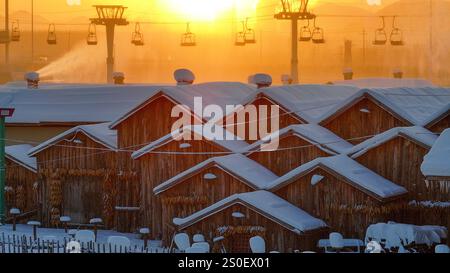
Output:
[
  {"xmin": 311, "ymin": 18, "xmax": 325, "ymax": 44},
  {"xmin": 373, "ymin": 17, "xmax": 387, "ymax": 45},
  {"xmin": 390, "ymin": 17, "xmax": 404, "ymax": 46},
  {"xmin": 47, "ymin": 24, "xmax": 57, "ymax": 45},
  {"xmin": 244, "ymin": 18, "xmax": 256, "ymax": 44},
  {"xmin": 11, "ymin": 21, "xmax": 20, "ymax": 42},
  {"xmin": 86, "ymin": 23, "xmax": 98, "ymax": 46},
  {"xmin": 131, "ymin": 23, "xmax": 145, "ymax": 46},
  {"xmin": 299, "ymin": 20, "xmax": 312, "ymax": 42},
  {"xmin": 181, "ymin": 23, "xmax": 196, "ymax": 47},
  {"xmin": 235, "ymin": 32, "xmax": 246, "ymax": 46}
]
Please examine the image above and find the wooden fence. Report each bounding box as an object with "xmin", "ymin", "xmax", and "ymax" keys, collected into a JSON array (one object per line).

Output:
[{"xmin": 0, "ymin": 233, "xmax": 172, "ymax": 254}]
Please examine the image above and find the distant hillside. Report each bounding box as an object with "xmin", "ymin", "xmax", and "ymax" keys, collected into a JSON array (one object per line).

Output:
[
  {"xmin": 312, "ymin": 2, "xmax": 374, "ymax": 16},
  {"xmin": 377, "ymin": 0, "xmax": 450, "ymax": 16}
]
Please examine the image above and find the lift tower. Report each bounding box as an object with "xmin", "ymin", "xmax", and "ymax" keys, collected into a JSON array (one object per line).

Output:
[
  {"xmin": 0, "ymin": 0, "xmax": 10, "ymax": 65},
  {"xmin": 275, "ymin": 0, "xmax": 315, "ymax": 84},
  {"xmin": 90, "ymin": 5, "xmax": 129, "ymax": 83}
]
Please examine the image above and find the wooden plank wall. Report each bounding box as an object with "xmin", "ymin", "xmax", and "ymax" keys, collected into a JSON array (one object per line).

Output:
[{"xmin": 427, "ymin": 114, "xmax": 450, "ymax": 134}]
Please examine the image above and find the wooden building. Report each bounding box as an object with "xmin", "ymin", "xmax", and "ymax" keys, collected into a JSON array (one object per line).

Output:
[
  {"xmin": 425, "ymin": 106, "xmax": 450, "ymax": 134},
  {"xmin": 152, "ymin": 154, "xmax": 278, "ymax": 243},
  {"xmin": 347, "ymin": 126, "xmax": 438, "ymax": 201},
  {"xmin": 5, "ymin": 145, "xmax": 38, "ymax": 218},
  {"xmin": 28, "ymin": 123, "xmax": 118, "ymax": 228},
  {"xmin": 132, "ymin": 125, "xmax": 249, "ymax": 238},
  {"xmin": 245, "ymin": 124, "xmax": 353, "ymax": 176},
  {"xmin": 108, "ymin": 83, "xmax": 255, "ymax": 231},
  {"xmin": 173, "ymin": 191, "xmax": 328, "ymax": 253},
  {"xmin": 267, "ymin": 155, "xmax": 408, "ymax": 238}
]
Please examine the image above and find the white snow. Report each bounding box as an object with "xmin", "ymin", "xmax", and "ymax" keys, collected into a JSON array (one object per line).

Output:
[
  {"xmin": 28, "ymin": 122, "xmax": 117, "ymax": 157},
  {"xmin": 203, "ymin": 173, "xmax": 217, "ymax": 180},
  {"xmin": 24, "ymin": 72, "xmax": 40, "ymax": 81},
  {"xmin": 174, "ymin": 191, "xmax": 327, "ymax": 233},
  {"xmin": 232, "ymin": 212, "xmax": 246, "ymax": 218},
  {"xmin": 347, "ymin": 126, "xmax": 437, "ymax": 158},
  {"xmin": 27, "ymin": 221, "xmax": 41, "ymax": 226},
  {"xmin": 319, "ymin": 88, "xmax": 450, "ymax": 127},
  {"xmin": 421, "ymin": 129, "xmax": 450, "ymax": 177},
  {"xmin": 0, "ymin": 84, "xmax": 170, "ymax": 124},
  {"xmin": 59, "ymin": 216, "xmax": 71, "ymax": 222},
  {"xmin": 267, "ymin": 155, "xmax": 408, "ymax": 200},
  {"xmin": 89, "ymin": 218, "xmax": 103, "ymax": 224},
  {"xmin": 332, "ymin": 78, "xmax": 434, "ymax": 89},
  {"xmin": 253, "ymin": 74, "xmax": 272, "ymax": 86},
  {"xmin": 131, "ymin": 125, "xmax": 249, "ymax": 159},
  {"xmin": 153, "ymin": 154, "xmax": 279, "ymax": 194},
  {"xmin": 365, "ymin": 222, "xmax": 447, "ymax": 249},
  {"xmin": 409, "ymin": 200, "xmax": 450, "ymax": 208},
  {"xmin": 174, "ymin": 69, "xmax": 195, "ymax": 85},
  {"xmin": 5, "ymin": 144, "xmax": 37, "ymax": 173},
  {"xmin": 139, "ymin": 228, "xmax": 150, "ymax": 234},
  {"xmin": 9, "ymin": 208, "xmax": 21, "ymax": 215},
  {"xmin": 310, "ymin": 175, "xmax": 325, "ymax": 186},
  {"xmin": 249, "ymin": 236, "xmax": 266, "ymax": 253},
  {"xmin": 245, "ymin": 124, "xmax": 353, "ymax": 155}
]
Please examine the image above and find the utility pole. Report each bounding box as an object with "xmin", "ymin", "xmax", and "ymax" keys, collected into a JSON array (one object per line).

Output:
[
  {"xmin": 429, "ymin": 0, "xmax": 434, "ymax": 82},
  {"xmin": 5, "ymin": 0, "xmax": 9, "ymax": 65},
  {"xmin": 90, "ymin": 5, "xmax": 129, "ymax": 84},
  {"xmin": 31, "ymin": 0, "xmax": 34, "ymax": 65},
  {"xmin": 274, "ymin": 0, "xmax": 315, "ymax": 84}
]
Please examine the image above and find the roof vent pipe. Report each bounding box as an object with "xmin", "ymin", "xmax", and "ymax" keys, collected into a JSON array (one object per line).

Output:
[
  {"xmin": 393, "ymin": 69, "xmax": 403, "ymax": 79},
  {"xmin": 113, "ymin": 72, "xmax": 125, "ymax": 85},
  {"xmin": 253, "ymin": 73, "xmax": 272, "ymax": 89},
  {"xmin": 343, "ymin": 68, "xmax": 353, "ymax": 81},
  {"xmin": 174, "ymin": 69, "xmax": 195, "ymax": 86},
  {"xmin": 25, "ymin": 72, "xmax": 40, "ymax": 89}
]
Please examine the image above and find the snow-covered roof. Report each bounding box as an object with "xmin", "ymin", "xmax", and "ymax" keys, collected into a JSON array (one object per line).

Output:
[
  {"xmin": 28, "ymin": 122, "xmax": 117, "ymax": 156},
  {"xmin": 5, "ymin": 144, "xmax": 37, "ymax": 172},
  {"xmin": 131, "ymin": 125, "xmax": 249, "ymax": 160},
  {"xmin": 332, "ymin": 78, "xmax": 434, "ymax": 89},
  {"xmin": 319, "ymin": 88, "xmax": 450, "ymax": 126},
  {"xmin": 421, "ymin": 128, "xmax": 450, "ymax": 178},
  {"xmin": 267, "ymin": 155, "xmax": 408, "ymax": 201},
  {"xmin": 153, "ymin": 154, "xmax": 278, "ymax": 194},
  {"xmin": 245, "ymin": 124, "xmax": 353, "ymax": 155},
  {"xmin": 109, "ymin": 82, "xmax": 256, "ymax": 129},
  {"xmin": 173, "ymin": 190, "xmax": 328, "ymax": 233},
  {"xmin": 243, "ymin": 84, "xmax": 360, "ymax": 123},
  {"xmin": 347, "ymin": 126, "xmax": 437, "ymax": 158},
  {"xmin": 0, "ymin": 84, "xmax": 168, "ymax": 124}
]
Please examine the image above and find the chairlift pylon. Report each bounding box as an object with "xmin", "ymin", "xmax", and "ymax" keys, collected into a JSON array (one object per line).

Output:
[
  {"xmin": 373, "ymin": 17, "xmax": 387, "ymax": 46},
  {"xmin": 181, "ymin": 22, "xmax": 196, "ymax": 47},
  {"xmin": 87, "ymin": 23, "xmax": 98, "ymax": 46},
  {"xmin": 11, "ymin": 20, "xmax": 20, "ymax": 42},
  {"xmin": 131, "ymin": 22, "xmax": 144, "ymax": 46},
  {"xmin": 390, "ymin": 16, "xmax": 404, "ymax": 46},
  {"xmin": 299, "ymin": 19, "xmax": 312, "ymax": 42},
  {"xmin": 235, "ymin": 21, "xmax": 246, "ymax": 46},
  {"xmin": 244, "ymin": 18, "xmax": 256, "ymax": 44},
  {"xmin": 311, "ymin": 18, "xmax": 325, "ymax": 44},
  {"xmin": 47, "ymin": 24, "xmax": 57, "ymax": 45}
]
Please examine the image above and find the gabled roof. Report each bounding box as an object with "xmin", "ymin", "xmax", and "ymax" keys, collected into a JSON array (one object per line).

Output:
[
  {"xmin": 347, "ymin": 126, "xmax": 437, "ymax": 158},
  {"xmin": 424, "ymin": 103, "xmax": 450, "ymax": 128},
  {"xmin": 109, "ymin": 82, "xmax": 256, "ymax": 129},
  {"xmin": 0, "ymin": 84, "xmax": 167, "ymax": 125},
  {"xmin": 267, "ymin": 155, "xmax": 408, "ymax": 201},
  {"xmin": 6, "ymin": 145, "xmax": 37, "ymax": 173},
  {"xmin": 318, "ymin": 88, "xmax": 450, "ymax": 126},
  {"xmin": 28, "ymin": 123, "xmax": 117, "ymax": 156},
  {"xmin": 421, "ymin": 128, "xmax": 450, "ymax": 178},
  {"xmin": 131, "ymin": 125, "xmax": 249, "ymax": 160},
  {"xmin": 173, "ymin": 190, "xmax": 328, "ymax": 233},
  {"xmin": 244, "ymin": 124, "xmax": 353, "ymax": 155},
  {"xmin": 153, "ymin": 154, "xmax": 278, "ymax": 195},
  {"xmin": 332, "ymin": 78, "xmax": 434, "ymax": 89},
  {"xmin": 239, "ymin": 85, "xmax": 359, "ymax": 124}
]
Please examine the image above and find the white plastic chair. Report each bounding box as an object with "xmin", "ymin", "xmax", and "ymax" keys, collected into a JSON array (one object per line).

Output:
[
  {"xmin": 107, "ymin": 236, "xmax": 131, "ymax": 253},
  {"xmin": 75, "ymin": 230, "xmax": 96, "ymax": 244},
  {"xmin": 185, "ymin": 247, "xmax": 207, "ymax": 253},
  {"xmin": 329, "ymin": 232, "xmax": 344, "ymax": 250},
  {"xmin": 435, "ymin": 244, "xmax": 450, "ymax": 253},
  {"xmin": 193, "ymin": 234, "xmax": 206, "ymax": 243},
  {"xmin": 174, "ymin": 233, "xmax": 191, "ymax": 252},
  {"xmin": 250, "ymin": 236, "xmax": 266, "ymax": 253},
  {"xmin": 192, "ymin": 242, "xmax": 210, "ymax": 253}
]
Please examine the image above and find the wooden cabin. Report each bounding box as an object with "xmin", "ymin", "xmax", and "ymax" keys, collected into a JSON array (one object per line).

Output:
[
  {"xmin": 132, "ymin": 125, "xmax": 249, "ymax": 238},
  {"xmin": 246, "ymin": 124, "xmax": 353, "ymax": 176},
  {"xmin": 319, "ymin": 90, "xmax": 413, "ymax": 144},
  {"xmin": 425, "ymin": 107, "xmax": 450, "ymax": 134},
  {"xmin": 267, "ymin": 155, "xmax": 408, "ymax": 238},
  {"xmin": 108, "ymin": 83, "xmax": 255, "ymax": 231},
  {"xmin": 418, "ymin": 128, "xmax": 450, "ymax": 230},
  {"xmin": 347, "ymin": 126, "xmax": 439, "ymax": 201},
  {"xmin": 152, "ymin": 154, "xmax": 278, "ymax": 243},
  {"xmin": 28, "ymin": 123, "xmax": 118, "ymax": 228},
  {"xmin": 173, "ymin": 191, "xmax": 328, "ymax": 253},
  {"xmin": 5, "ymin": 145, "xmax": 38, "ymax": 219}
]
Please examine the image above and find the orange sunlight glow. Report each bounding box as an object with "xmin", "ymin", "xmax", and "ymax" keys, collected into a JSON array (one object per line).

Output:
[{"xmin": 163, "ymin": 0, "xmax": 259, "ymax": 21}]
